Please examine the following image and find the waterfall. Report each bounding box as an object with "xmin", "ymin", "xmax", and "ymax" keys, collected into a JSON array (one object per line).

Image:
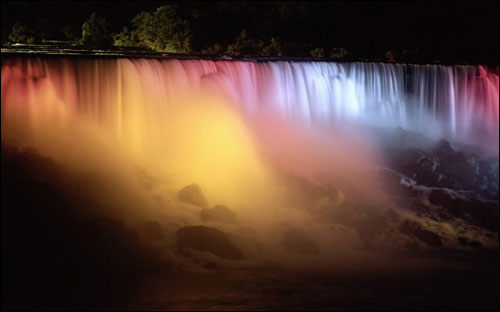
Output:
[{"xmin": 1, "ymin": 58, "xmax": 499, "ymax": 156}]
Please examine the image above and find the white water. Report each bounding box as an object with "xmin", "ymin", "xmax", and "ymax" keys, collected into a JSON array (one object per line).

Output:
[{"xmin": 1, "ymin": 58, "xmax": 499, "ymax": 156}]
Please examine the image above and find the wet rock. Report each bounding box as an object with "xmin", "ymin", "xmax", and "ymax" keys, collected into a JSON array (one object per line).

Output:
[
  {"xmin": 428, "ymin": 189, "xmax": 455, "ymax": 207},
  {"xmin": 468, "ymin": 200, "xmax": 499, "ymax": 232},
  {"xmin": 405, "ymin": 241, "xmax": 420, "ymax": 251},
  {"xmin": 428, "ymin": 189, "xmax": 469, "ymax": 219},
  {"xmin": 203, "ymin": 262, "xmax": 219, "ymax": 270},
  {"xmin": 469, "ymin": 241, "xmax": 482, "ymax": 249},
  {"xmin": 458, "ymin": 237, "xmax": 483, "ymax": 249},
  {"xmin": 440, "ymin": 152, "xmax": 476, "ymax": 186},
  {"xmin": 141, "ymin": 221, "xmax": 162, "ymax": 241},
  {"xmin": 176, "ymin": 225, "xmax": 245, "ymax": 260},
  {"xmin": 391, "ymin": 148, "xmax": 441, "ymax": 187},
  {"xmin": 429, "ymin": 189, "xmax": 499, "ymax": 231},
  {"xmin": 432, "ymin": 139, "xmax": 455, "ymax": 159},
  {"xmin": 399, "ymin": 220, "xmax": 443, "ymax": 247},
  {"xmin": 200, "ymin": 205, "xmax": 236, "ymax": 223},
  {"xmin": 178, "ymin": 183, "xmax": 209, "ymax": 207},
  {"xmin": 280, "ymin": 227, "xmax": 320, "ymax": 255}
]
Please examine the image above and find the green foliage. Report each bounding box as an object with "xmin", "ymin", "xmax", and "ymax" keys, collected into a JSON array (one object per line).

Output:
[
  {"xmin": 225, "ymin": 30, "xmax": 263, "ymax": 56},
  {"xmin": 126, "ymin": 5, "xmax": 192, "ymax": 53},
  {"xmin": 81, "ymin": 12, "xmax": 112, "ymax": 49},
  {"xmin": 310, "ymin": 47, "xmax": 325, "ymax": 58},
  {"xmin": 113, "ymin": 27, "xmax": 140, "ymax": 47},
  {"xmin": 330, "ymin": 48, "xmax": 349, "ymax": 59},
  {"xmin": 385, "ymin": 50, "xmax": 399, "ymax": 60},
  {"xmin": 200, "ymin": 43, "xmax": 224, "ymax": 55},
  {"xmin": 8, "ymin": 22, "xmax": 39, "ymax": 43},
  {"xmin": 401, "ymin": 49, "xmax": 421, "ymax": 62},
  {"xmin": 261, "ymin": 37, "xmax": 283, "ymax": 57}
]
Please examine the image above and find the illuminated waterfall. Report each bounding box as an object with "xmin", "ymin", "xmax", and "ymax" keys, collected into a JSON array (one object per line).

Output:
[{"xmin": 1, "ymin": 58, "xmax": 499, "ymax": 156}]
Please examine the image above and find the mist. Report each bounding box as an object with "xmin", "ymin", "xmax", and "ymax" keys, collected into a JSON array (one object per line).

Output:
[{"xmin": 2, "ymin": 57, "xmax": 498, "ymax": 310}]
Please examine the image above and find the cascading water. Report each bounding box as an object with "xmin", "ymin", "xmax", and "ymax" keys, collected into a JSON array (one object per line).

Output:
[
  {"xmin": 2, "ymin": 58, "xmax": 498, "ymax": 156},
  {"xmin": 2, "ymin": 57, "xmax": 499, "ymax": 310}
]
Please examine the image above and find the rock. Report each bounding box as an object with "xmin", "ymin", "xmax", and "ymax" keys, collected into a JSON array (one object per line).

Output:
[
  {"xmin": 141, "ymin": 221, "xmax": 162, "ymax": 241},
  {"xmin": 176, "ymin": 225, "xmax": 245, "ymax": 260},
  {"xmin": 429, "ymin": 189, "xmax": 499, "ymax": 231},
  {"xmin": 468, "ymin": 200, "xmax": 499, "ymax": 232},
  {"xmin": 280, "ymin": 227, "xmax": 320, "ymax": 255},
  {"xmin": 458, "ymin": 237, "xmax": 469, "ymax": 246},
  {"xmin": 469, "ymin": 241, "xmax": 482, "ymax": 249},
  {"xmin": 428, "ymin": 189, "xmax": 455, "ymax": 208},
  {"xmin": 200, "ymin": 205, "xmax": 236, "ymax": 223},
  {"xmin": 440, "ymin": 152, "xmax": 476, "ymax": 186},
  {"xmin": 391, "ymin": 148, "xmax": 442, "ymax": 187},
  {"xmin": 432, "ymin": 139, "xmax": 455, "ymax": 159},
  {"xmin": 399, "ymin": 220, "xmax": 443, "ymax": 247},
  {"xmin": 352, "ymin": 208, "xmax": 388, "ymax": 245},
  {"xmin": 458, "ymin": 237, "xmax": 483, "ymax": 249},
  {"xmin": 178, "ymin": 183, "xmax": 209, "ymax": 207},
  {"xmin": 405, "ymin": 241, "xmax": 420, "ymax": 251},
  {"xmin": 428, "ymin": 189, "xmax": 468, "ymax": 219},
  {"xmin": 203, "ymin": 262, "xmax": 219, "ymax": 270}
]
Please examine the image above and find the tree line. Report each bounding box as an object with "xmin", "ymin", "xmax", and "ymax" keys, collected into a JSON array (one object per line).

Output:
[{"xmin": 3, "ymin": 2, "xmax": 494, "ymax": 64}]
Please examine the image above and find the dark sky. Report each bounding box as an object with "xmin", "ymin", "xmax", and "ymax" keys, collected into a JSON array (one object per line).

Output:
[{"xmin": 1, "ymin": 1, "xmax": 498, "ymax": 63}]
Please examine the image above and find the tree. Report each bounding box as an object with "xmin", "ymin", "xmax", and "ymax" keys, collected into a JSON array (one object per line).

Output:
[
  {"xmin": 126, "ymin": 5, "xmax": 192, "ymax": 53},
  {"xmin": 62, "ymin": 24, "xmax": 80, "ymax": 43},
  {"xmin": 330, "ymin": 48, "xmax": 349, "ymax": 59},
  {"xmin": 200, "ymin": 43, "xmax": 224, "ymax": 55},
  {"xmin": 113, "ymin": 27, "xmax": 140, "ymax": 47},
  {"xmin": 81, "ymin": 12, "xmax": 112, "ymax": 49},
  {"xmin": 310, "ymin": 47, "xmax": 325, "ymax": 58},
  {"xmin": 385, "ymin": 50, "xmax": 399, "ymax": 61},
  {"xmin": 8, "ymin": 22, "xmax": 39, "ymax": 43},
  {"xmin": 225, "ymin": 30, "xmax": 263, "ymax": 56},
  {"xmin": 261, "ymin": 37, "xmax": 283, "ymax": 57}
]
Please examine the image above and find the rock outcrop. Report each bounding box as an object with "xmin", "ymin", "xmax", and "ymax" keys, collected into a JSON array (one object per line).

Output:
[
  {"xmin": 178, "ymin": 183, "xmax": 209, "ymax": 207},
  {"xmin": 176, "ymin": 225, "xmax": 245, "ymax": 260},
  {"xmin": 200, "ymin": 205, "xmax": 237, "ymax": 223},
  {"xmin": 280, "ymin": 227, "xmax": 320, "ymax": 255}
]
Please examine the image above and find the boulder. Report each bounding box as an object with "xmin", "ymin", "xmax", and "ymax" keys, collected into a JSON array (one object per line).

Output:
[
  {"xmin": 178, "ymin": 183, "xmax": 209, "ymax": 207},
  {"xmin": 458, "ymin": 237, "xmax": 469, "ymax": 246},
  {"xmin": 176, "ymin": 225, "xmax": 245, "ymax": 260},
  {"xmin": 428, "ymin": 189, "xmax": 454, "ymax": 207},
  {"xmin": 203, "ymin": 262, "xmax": 219, "ymax": 270},
  {"xmin": 428, "ymin": 189, "xmax": 469, "ymax": 219},
  {"xmin": 468, "ymin": 200, "xmax": 499, "ymax": 232},
  {"xmin": 200, "ymin": 205, "xmax": 237, "ymax": 223},
  {"xmin": 280, "ymin": 227, "xmax": 320, "ymax": 255},
  {"xmin": 428, "ymin": 189, "xmax": 499, "ymax": 231},
  {"xmin": 399, "ymin": 220, "xmax": 443, "ymax": 247},
  {"xmin": 141, "ymin": 221, "xmax": 162, "ymax": 241},
  {"xmin": 458, "ymin": 237, "xmax": 483, "ymax": 249}
]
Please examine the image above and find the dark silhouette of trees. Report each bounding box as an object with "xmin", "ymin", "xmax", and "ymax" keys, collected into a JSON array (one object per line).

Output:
[
  {"xmin": 115, "ymin": 5, "xmax": 191, "ymax": 53},
  {"xmin": 225, "ymin": 30, "xmax": 263, "ymax": 56},
  {"xmin": 81, "ymin": 12, "xmax": 112, "ymax": 49},
  {"xmin": 8, "ymin": 22, "xmax": 40, "ymax": 43},
  {"xmin": 62, "ymin": 24, "xmax": 81, "ymax": 43}
]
